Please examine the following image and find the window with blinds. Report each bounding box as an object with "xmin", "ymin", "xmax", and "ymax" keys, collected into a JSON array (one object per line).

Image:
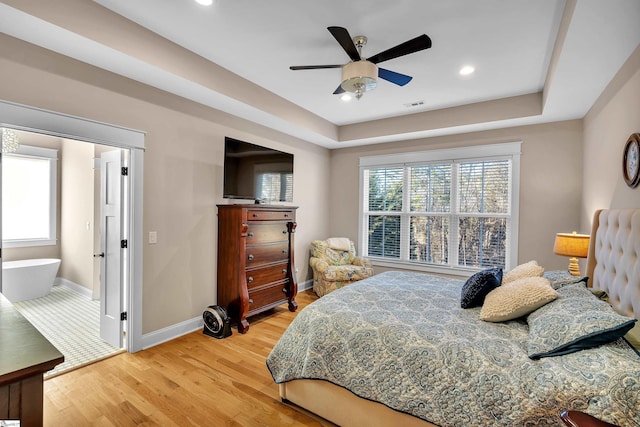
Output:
[{"xmin": 360, "ymin": 143, "xmax": 520, "ymax": 273}]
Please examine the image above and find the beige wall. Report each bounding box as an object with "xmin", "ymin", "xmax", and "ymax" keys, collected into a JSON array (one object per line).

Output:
[
  {"xmin": 329, "ymin": 120, "xmax": 584, "ymax": 273},
  {"xmin": 59, "ymin": 138, "xmax": 95, "ymax": 290},
  {"xmin": 0, "ymin": 35, "xmax": 331, "ymax": 334},
  {"xmin": 582, "ymin": 44, "xmax": 640, "ymax": 228},
  {"xmin": 2, "ymin": 131, "xmax": 62, "ymax": 262}
]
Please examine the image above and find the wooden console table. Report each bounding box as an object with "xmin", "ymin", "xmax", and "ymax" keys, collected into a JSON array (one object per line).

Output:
[{"xmin": 0, "ymin": 293, "xmax": 64, "ymax": 426}]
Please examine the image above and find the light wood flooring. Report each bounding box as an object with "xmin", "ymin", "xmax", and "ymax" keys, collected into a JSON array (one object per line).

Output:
[{"xmin": 43, "ymin": 289, "xmax": 334, "ymax": 426}]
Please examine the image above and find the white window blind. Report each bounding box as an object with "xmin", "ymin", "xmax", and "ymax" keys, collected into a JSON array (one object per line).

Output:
[
  {"xmin": 364, "ymin": 167, "xmax": 403, "ymax": 258},
  {"xmin": 359, "ymin": 143, "xmax": 520, "ymax": 274},
  {"xmin": 456, "ymin": 159, "xmax": 511, "ymax": 268}
]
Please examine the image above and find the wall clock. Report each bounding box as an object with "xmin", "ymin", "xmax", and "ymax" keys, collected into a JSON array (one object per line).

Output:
[{"xmin": 623, "ymin": 133, "xmax": 640, "ymax": 188}]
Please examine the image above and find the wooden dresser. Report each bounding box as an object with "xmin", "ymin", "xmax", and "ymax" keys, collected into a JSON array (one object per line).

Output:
[
  {"xmin": 216, "ymin": 204, "xmax": 298, "ymax": 333},
  {"xmin": 1, "ymin": 293, "xmax": 64, "ymax": 426}
]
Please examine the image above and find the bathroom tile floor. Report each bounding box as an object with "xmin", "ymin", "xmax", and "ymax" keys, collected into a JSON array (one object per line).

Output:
[{"xmin": 12, "ymin": 285, "xmax": 123, "ymax": 378}]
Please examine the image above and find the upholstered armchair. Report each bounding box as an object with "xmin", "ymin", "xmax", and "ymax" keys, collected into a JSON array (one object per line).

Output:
[{"xmin": 309, "ymin": 238, "xmax": 374, "ymax": 297}]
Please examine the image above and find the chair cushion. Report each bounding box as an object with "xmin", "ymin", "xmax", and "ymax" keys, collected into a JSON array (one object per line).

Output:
[
  {"xmin": 323, "ymin": 247, "xmax": 353, "ymax": 266},
  {"xmin": 321, "ymin": 265, "xmax": 372, "ymax": 282}
]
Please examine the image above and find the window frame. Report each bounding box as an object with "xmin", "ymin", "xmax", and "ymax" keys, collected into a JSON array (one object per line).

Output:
[
  {"xmin": 2, "ymin": 145, "xmax": 58, "ymax": 248},
  {"xmin": 359, "ymin": 142, "xmax": 521, "ymax": 277}
]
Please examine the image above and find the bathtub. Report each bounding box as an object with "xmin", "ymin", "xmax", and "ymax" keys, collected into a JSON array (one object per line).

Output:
[{"xmin": 1, "ymin": 258, "xmax": 61, "ymax": 302}]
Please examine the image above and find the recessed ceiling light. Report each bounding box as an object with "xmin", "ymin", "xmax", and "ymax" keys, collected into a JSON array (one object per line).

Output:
[
  {"xmin": 195, "ymin": 0, "xmax": 213, "ymax": 5},
  {"xmin": 459, "ymin": 65, "xmax": 475, "ymax": 76},
  {"xmin": 340, "ymin": 94, "xmax": 352, "ymax": 102}
]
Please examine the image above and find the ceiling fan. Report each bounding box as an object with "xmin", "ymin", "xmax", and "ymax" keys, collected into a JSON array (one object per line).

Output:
[{"xmin": 290, "ymin": 26, "xmax": 432, "ymax": 100}]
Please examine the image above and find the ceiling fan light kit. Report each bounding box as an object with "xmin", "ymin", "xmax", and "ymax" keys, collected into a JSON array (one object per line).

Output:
[
  {"xmin": 290, "ymin": 26, "xmax": 432, "ymax": 101},
  {"xmin": 341, "ymin": 60, "xmax": 378, "ymax": 100}
]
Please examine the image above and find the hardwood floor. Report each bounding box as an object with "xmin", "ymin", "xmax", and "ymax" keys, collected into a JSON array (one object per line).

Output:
[{"xmin": 43, "ymin": 289, "xmax": 334, "ymax": 426}]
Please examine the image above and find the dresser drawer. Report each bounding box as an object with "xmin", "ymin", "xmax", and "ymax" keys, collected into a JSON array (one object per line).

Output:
[
  {"xmin": 246, "ymin": 263, "xmax": 289, "ymax": 290},
  {"xmin": 248, "ymin": 283, "xmax": 287, "ymax": 312},
  {"xmin": 247, "ymin": 223, "xmax": 289, "ymax": 244},
  {"xmin": 248, "ymin": 209, "xmax": 294, "ymax": 221},
  {"xmin": 246, "ymin": 242, "xmax": 289, "ymax": 267}
]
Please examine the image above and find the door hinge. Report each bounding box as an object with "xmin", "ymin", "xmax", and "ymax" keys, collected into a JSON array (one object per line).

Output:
[
  {"xmin": 121, "ymin": 239, "xmax": 128, "ymax": 248},
  {"xmin": 121, "ymin": 167, "xmax": 128, "ymax": 176},
  {"xmin": 121, "ymin": 312, "xmax": 127, "ymax": 321}
]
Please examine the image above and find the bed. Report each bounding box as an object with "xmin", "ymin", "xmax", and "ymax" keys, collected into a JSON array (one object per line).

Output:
[{"xmin": 266, "ymin": 209, "xmax": 640, "ymax": 427}]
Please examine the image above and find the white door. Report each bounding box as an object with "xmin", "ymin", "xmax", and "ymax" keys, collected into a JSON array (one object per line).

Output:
[{"xmin": 100, "ymin": 150, "xmax": 123, "ymax": 347}]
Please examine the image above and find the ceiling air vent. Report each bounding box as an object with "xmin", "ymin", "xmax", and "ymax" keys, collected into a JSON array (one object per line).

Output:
[{"xmin": 404, "ymin": 100, "xmax": 425, "ymax": 108}]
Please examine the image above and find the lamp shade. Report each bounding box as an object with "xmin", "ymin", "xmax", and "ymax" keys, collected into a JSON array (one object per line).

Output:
[
  {"xmin": 553, "ymin": 232, "xmax": 590, "ymax": 258},
  {"xmin": 341, "ymin": 60, "xmax": 378, "ymax": 98}
]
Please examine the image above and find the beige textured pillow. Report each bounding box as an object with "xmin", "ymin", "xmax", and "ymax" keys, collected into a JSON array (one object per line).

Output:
[
  {"xmin": 503, "ymin": 260, "xmax": 544, "ymax": 284},
  {"xmin": 480, "ymin": 276, "xmax": 558, "ymax": 322},
  {"xmin": 326, "ymin": 237, "xmax": 351, "ymax": 251}
]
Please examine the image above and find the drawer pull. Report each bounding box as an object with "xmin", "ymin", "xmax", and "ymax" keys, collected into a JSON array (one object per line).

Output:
[
  {"xmin": 282, "ymin": 269, "xmax": 287, "ymax": 274},
  {"xmin": 282, "ymin": 249, "xmax": 287, "ymax": 254},
  {"xmin": 253, "ymin": 213, "xmax": 258, "ymax": 218},
  {"xmin": 248, "ymin": 254, "xmax": 254, "ymax": 261},
  {"xmin": 248, "ymin": 277, "xmax": 254, "ymax": 283},
  {"xmin": 248, "ymin": 232, "xmax": 254, "ymax": 237},
  {"xmin": 284, "ymin": 213, "xmax": 289, "ymax": 217},
  {"xmin": 249, "ymin": 298, "xmax": 253, "ymax": 305},
  {"xmin": 282, "ymin": 288, "xmax": 287, "ymax": 294},
  {"xmin": 282, "ymin": 230, "xmax": 287, "ymax": 234}
]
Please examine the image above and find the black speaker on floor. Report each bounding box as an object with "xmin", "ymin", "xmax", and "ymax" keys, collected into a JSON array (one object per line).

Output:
[{"xmin": 202, "ymin": 305, "xmax": 232, "ymax": 339}]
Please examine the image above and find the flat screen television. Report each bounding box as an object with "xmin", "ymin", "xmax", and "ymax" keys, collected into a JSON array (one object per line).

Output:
[{"xmin": 223, "ymin": 137, "xmax": 294, "ymax": 203}]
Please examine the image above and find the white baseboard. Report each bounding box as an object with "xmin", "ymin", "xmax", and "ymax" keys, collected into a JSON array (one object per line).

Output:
[
  {"xmin": 141, "ymin": 280, "xmax": 313, "ymax": 350},
  {"xmin": 298, "ymin": 279, "xmax": 313, "ymax": 291},
  {"xmin": 55, "ymin": 277, "xmax": 93, "ymax": 299},
  {"xmin": 142, "ymin": 316, "xmax": 203, "ymax": 350}
]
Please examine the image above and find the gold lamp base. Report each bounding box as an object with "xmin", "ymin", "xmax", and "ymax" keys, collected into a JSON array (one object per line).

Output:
[{"xmin": 567, "ymin": 257, "xmax": 581, "ymax": 276}]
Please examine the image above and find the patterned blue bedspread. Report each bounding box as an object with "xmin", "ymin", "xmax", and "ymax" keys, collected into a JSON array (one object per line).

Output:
[{"xmin": 267, "ymin": 271, "xmax": 640, "ymax": 426}]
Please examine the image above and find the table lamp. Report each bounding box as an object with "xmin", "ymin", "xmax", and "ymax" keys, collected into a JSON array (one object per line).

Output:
[{"xmin": 553, "ymin": 232, "xmax": 590, "ymax": 276}]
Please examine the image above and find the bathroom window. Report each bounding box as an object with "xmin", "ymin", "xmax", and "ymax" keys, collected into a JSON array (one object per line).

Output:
[{"xmin": 2, "ymin": 145, "xmax": 58, "ymax": 247}]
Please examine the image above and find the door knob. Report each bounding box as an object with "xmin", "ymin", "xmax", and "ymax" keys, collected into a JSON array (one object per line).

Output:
[{"xmin": 94, "ymin": 252, "xmax": 105, "ymax": 258}]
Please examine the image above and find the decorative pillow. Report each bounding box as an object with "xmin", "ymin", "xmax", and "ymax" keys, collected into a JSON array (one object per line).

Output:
[
  {"xmin": 503, "ymin": 260, "xmax": 544, "ymax": 284},
  {"xmin": 526, "ymin": 282, "xmax": 637, "ymax": 359},
  {"xmin": 460, "ymin": 268, "xmax": 503, "ymax": 309},
  {"xmin": 625, "ymin": 323, "xmax": 640, "ymax": 353},
  {"xmin": 587, "ymin": 289, "xmax": 640, "ymax": 353},
  {"xmin": 480, "ymin": 276, "xmax": 558, "ymax": 322},
  {"xmin": 543, "ymin": 270, "xmax": 588, "ymax": 290},
  {"xmin": 326, "ymin": 237, "xmax": 351, "ymax": 252}
]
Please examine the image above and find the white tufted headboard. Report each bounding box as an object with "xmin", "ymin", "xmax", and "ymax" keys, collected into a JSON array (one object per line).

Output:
[{"xmin": 586, "ymin": 209, "xmax": 640, "ymax": 320}]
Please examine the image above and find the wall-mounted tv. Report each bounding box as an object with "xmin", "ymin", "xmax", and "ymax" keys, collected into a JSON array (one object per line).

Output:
[{"xmin": 223, "ymin": 137, "xmax": 294, "ymax": 203}]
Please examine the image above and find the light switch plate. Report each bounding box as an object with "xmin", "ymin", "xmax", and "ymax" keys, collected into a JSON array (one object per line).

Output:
[{"xmin": 148, "ymin": 231, "xmax": 157, "ymax": 244}]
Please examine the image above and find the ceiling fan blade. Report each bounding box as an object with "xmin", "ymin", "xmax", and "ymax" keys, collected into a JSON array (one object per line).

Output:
[
  {"xmin": 367, "ymin": 34, "xmax": 432, "ymax": 64},
  {"xmin": 290, "ymin": 65, "xmax": 343, "ymax": 70},
  {"xmin": 378, "ymin": 68, "xmax": 413, "ymax": 86},
  {"xmin": 328, "ymin": 26, "xmax": 361, "ymax": 61},
  {"xmin": 333, "ymin": 84, "xmax": 345, "ymax": 95}
]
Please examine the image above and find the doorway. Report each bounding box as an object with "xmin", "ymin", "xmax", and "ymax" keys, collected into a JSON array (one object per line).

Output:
[
  {"xmin": 0, "ymin": 99, "xmax": 144, "ymax": 353},
  {"xmin": 2, "ymin": 131, "xmax": 125, "ymax": 376}
]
